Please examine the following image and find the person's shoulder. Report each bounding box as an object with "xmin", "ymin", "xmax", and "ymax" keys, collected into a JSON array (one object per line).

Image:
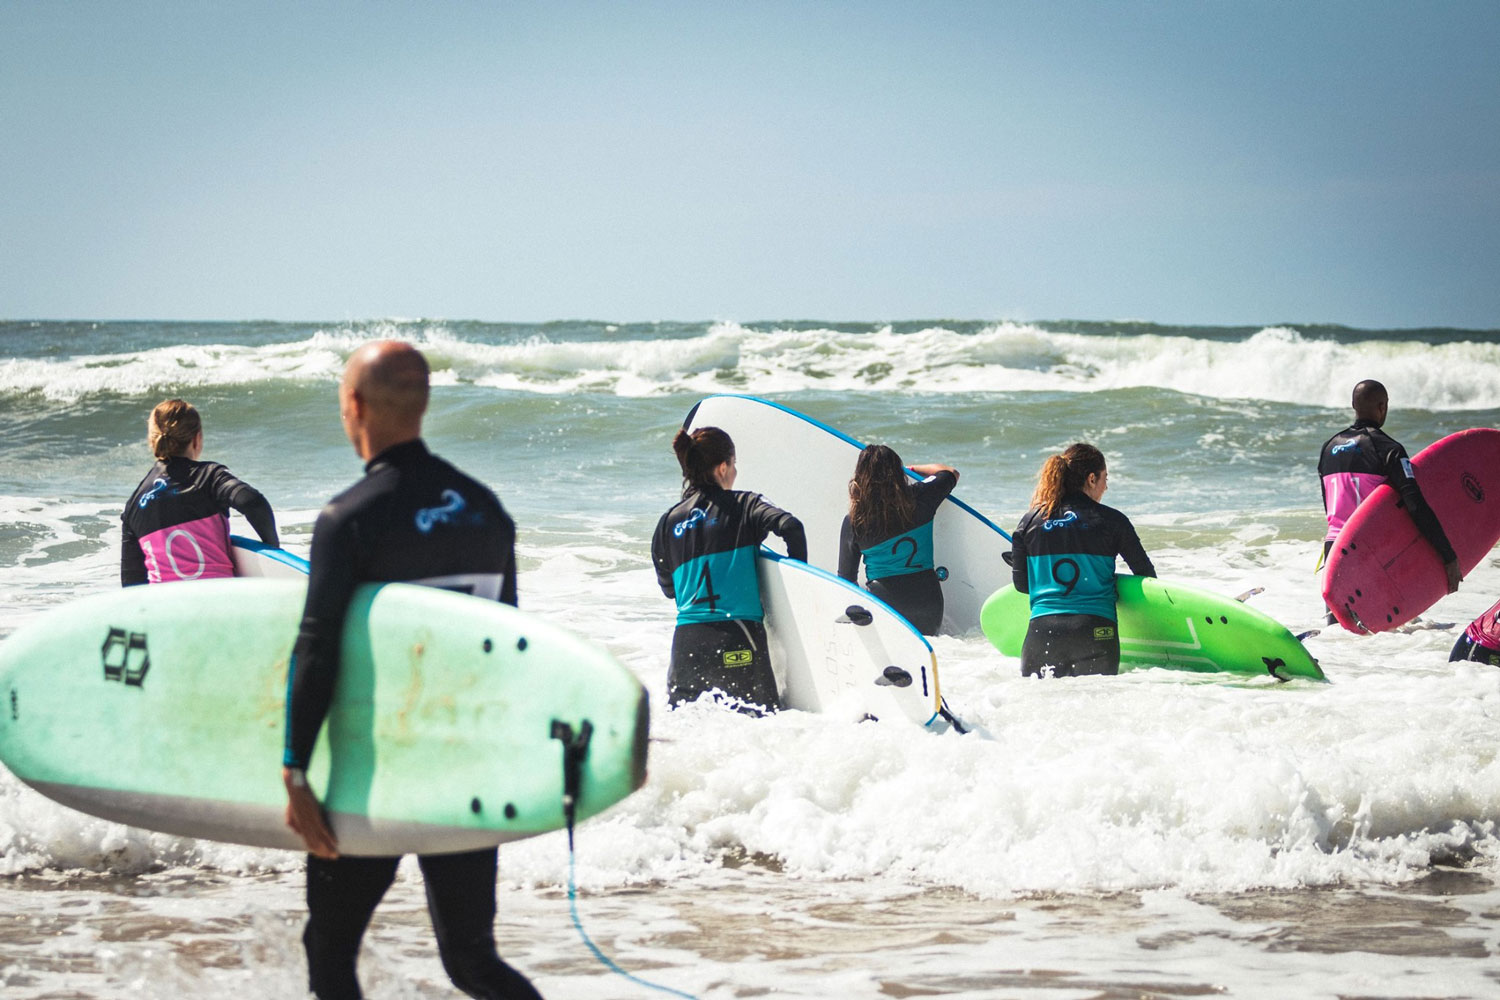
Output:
[
  {"xmin": 1013, "ymin": 505, "xmax": 1043, "ymax": 533},
  {"xmin": 1318, "ymin": 426, "xmax": 1350, "ymax": 451},
  {"xmin": 1093, "ymin": 499, "xmax": 1137, "ymax": 527}
]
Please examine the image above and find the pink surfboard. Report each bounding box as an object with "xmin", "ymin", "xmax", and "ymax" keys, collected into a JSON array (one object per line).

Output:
[{"xmin": 1323, "ymin": 428, "xmax": 1500, "ymax": 633}]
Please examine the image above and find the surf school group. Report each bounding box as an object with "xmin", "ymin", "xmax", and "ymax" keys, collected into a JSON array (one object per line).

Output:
[{"xmin": 6, "ymin": 338, "xmax": 1500, "ymax": 1000}]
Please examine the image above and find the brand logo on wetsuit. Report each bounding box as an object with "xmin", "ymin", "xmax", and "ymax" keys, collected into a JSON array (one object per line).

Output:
[
  {"xmin": 137, "ymin": 477, "xmax": 175, "ymax": 508},
  {"xmin": 673, "ymin": 507, "xmax": 711, "ymax": 538},
  {"xmin": 1330, "ymin": 441, "xmax": 1358, "ymax": 456},
  {"xmin": 1463, "ymin": 473, "xmax": 1485, "ymax": 503},
  {"xmin": 723, "ymin": 649, "xmax": 753, "ymax": 667},
  {"xmin": 415, "ymin": 489, "xmax": 467, "ymax": 533},
  {"xmin": 101, "ymin": 627, "xmax": 150, "ymax": 687},
  {"xmin": 1041, "ymin": 511, "xmax": 1078, "ymax": 531}
]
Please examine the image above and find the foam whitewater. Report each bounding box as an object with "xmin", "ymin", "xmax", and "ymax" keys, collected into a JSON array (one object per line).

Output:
[{"xmin": 4, "ymin": 319, "xmax": 1499, "ymax": 408}]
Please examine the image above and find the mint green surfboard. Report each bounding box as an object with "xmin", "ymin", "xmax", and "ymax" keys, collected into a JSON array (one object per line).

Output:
[
  {"xmin": 980, "ymin": 577, "xmax": 1325, "ymax": 681},
  {"xmin": 0, "ymin": 579, "xmax": 649, "ymax": 855}
]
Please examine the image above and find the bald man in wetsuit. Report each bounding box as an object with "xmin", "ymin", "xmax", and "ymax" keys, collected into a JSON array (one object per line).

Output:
[
  {"xmin": 282, "ymin": 341, "xmax": 542, "ymax": 1000},
  {"xmin": 1318, "ymin": 379, "xmax": 1461, "ymax": 624}
]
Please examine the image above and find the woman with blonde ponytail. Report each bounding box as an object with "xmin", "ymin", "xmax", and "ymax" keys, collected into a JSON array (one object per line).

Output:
[
  {"xmin": 651, "ymin": 426, "xmax": 807, "ymax": 714},
  {"xmin": 1009, "ymin": 443, "xmax": 1155, "ymax": 677},
  {"xmin": 120, "ymin": 399, "xmax": 279, "ymax": 585}
]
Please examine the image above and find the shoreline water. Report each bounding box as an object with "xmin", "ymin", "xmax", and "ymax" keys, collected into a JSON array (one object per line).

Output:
[{"xmin": 3, "ymin": 319, "xmax": 1499, "ymax": 997}]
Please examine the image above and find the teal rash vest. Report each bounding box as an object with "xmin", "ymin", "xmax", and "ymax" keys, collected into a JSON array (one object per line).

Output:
[
  {"xmin": 651, "ymin": 486, "xmax": 807, "ymax": 626},
  {"xmin": 1010, "ymin": 492, "xmax": 1155, "ymax": 621}
]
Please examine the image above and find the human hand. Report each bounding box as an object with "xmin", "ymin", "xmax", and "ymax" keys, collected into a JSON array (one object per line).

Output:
[
  {"xmin": 284, "ymin": 767, "xmax": 339, "ymax": 859},
  {"xmin": 1444, "ymin": 559, "xmax": 1462, "ymax": 595}
]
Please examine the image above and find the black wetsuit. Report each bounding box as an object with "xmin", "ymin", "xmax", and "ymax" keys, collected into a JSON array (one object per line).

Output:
[
  {"xmin": 836, "ymin": 471, "xmax": 957, "ymax": 635},
  {"xmin": 1010, "ymin": 493, "xmax": 1155, "ymax": 678},
  {"xmin": 1318, "ymin": 420, "xmax": 1455, "ymax": 560},
  {"xmin": 651, "ymin": 485, "xmax": 806, "ymax": 714},
  {"xmin": 120, "ymin": 458, "xmax": 278, "ymax": 585},
  {"xmin": 283, "ymin": 439, "xmax": 536, "ymax": 1000},
  {"xmin": 1450, "ymin": 597, "xmax": 1500, "ymax": 667}
]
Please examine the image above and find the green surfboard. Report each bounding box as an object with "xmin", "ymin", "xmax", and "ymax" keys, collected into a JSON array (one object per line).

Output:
[
  {"xmin": 0, "ymin": 579, "xmax": 649, "ymax": 855},
  {"xmin": 980, "ymin": 576, "xmax": 1325, "ymax": 681}
]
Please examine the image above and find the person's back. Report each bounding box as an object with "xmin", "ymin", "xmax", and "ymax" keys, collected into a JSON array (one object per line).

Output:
[
  {"xmin": 1009, "ymin": 444, "xmax": 1155, "ymax": 678},
  {"xmin": 837, "ymin": 444, "xmax": 957, "ymax": 635},
  {"xmin": 1317, "ymin": 379, "xmax": 1459, "ymax": 599},
  {"xmin": 121, "ymin": 399, "xmax": 278, "ymax": 585},
  {"xmin": 282, "ymin": 341, "xmax": 539, "ymax": 1000},
  {"xmin": 650, "ymin": 426, "xmax": 806, "ymax": 714}
]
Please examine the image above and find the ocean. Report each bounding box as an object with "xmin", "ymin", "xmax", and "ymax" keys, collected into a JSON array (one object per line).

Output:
[{"xmin": 2, "ymin": 318, "xmax": 1500, "ymax": 999}]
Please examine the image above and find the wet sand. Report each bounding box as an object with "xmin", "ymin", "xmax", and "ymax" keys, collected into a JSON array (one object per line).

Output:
[{"xmin": 4, "ymin": 861, "xmax": 1497, "ymax": 999}]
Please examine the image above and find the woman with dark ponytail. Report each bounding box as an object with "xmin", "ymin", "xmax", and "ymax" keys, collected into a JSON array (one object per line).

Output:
[
  {"xmin": 651, "ymin": 426, "xmax": 807, "ymax": 714},
  {"xmin": 837, "ymin": 444, "xmax": 958, "ymax": 634},
  {"xmin": 121, "ymin": 398, "xmax": 279, "ymax": 585},
  {"xmin": 1009, "ymin": 443, "xmax": 1155, "ymax": 677}
]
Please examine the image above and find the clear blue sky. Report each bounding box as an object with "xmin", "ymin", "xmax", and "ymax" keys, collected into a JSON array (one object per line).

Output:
[{"xmin": 2, "ymin": 0, "xmax": 1497, "ymax": 328}]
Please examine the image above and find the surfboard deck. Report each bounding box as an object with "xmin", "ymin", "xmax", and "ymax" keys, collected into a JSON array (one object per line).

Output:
[
  {"xmin": 980, "ymin": 577, "xmax": 1326, "ymax": 681},
  {"xmin": 0, "ymin": 579, "xmax": 649, "ymax": 855},
  {"xmin": 1323, "ymin": 428, "xmax": 1500, "ymax": 634},
  {"xmin": 757, "ymin": 550, "xmax": 962, "ymax": 730},
  {"xmin": 684, "ymin": 394, "xmax": 1011, "ymax": 635}
]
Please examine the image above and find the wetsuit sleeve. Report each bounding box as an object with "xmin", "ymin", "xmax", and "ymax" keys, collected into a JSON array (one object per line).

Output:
[
  {"xmin": 650, "ymin": 514, "xmax": 675, "ymax": 599},
  {"xmin": 837, "ymin": 516, "xmax": 859, "ymax": 582},
  {"xmin": 1382, "ymin": 444, "xmax": 1457, "ymax": 563},
  {"xmin": 283, "ymin": 503, "xmax": 359, "ymax": 770},
  {"xmin": 209, "ymin": 467, "xmax": 280, "ymax": 547},
  {"xmin": 1117, "ymin": 516, "xmax": 1156, "ymax": 578},
  {"xmin": 120, "ymin": 521, "xmax": 147, "ymax": 587},
  {"xmin": 1010, "ymin": 518, "xmax": 1030, "ymax": 594},
  {"xmin": 748, "ymin": 494, "xmax": 807, "ymax": 562}
]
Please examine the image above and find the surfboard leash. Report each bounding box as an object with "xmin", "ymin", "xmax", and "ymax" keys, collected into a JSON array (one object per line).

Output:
[{"xmin": 552, "ymin": 720, "xmax": 702, "ymax": 1000}]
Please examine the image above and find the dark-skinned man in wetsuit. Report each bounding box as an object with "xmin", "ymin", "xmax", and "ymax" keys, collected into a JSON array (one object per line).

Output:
[
  {"xmin": 1318, "ymin": 379, "xmax": 1460, "ymax": 625},
  {"xmin": 282, "ymin": 341, "xmax": 542, "ymax": 1000}
]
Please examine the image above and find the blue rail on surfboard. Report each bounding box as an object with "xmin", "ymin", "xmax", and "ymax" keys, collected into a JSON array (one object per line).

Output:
[
  {"xmin": 685, "ymin": 393, "xmax": 1013, "ymax": 542},
  {"xmin": 230, "ymin": 535, "xmax": 311, "ymax": 574}
]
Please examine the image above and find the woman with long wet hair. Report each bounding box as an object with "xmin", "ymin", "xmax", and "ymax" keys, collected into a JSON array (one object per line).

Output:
[
  {"xmin": 837, "ymin": 444, "xmax": 957, "ymax": 635},
  {"xmin": 1010, "ymin": 442, "xmax": 1155, "ymax": 677},
  {"xmin": 651, "ymin": 426, "xmax": 807, "ymax": 714}
]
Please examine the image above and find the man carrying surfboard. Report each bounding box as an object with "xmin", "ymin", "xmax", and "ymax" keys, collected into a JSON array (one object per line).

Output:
[
  {"xmin": 282, "ymin": 341, "xmax": 543, "ymax": 1000},
  {"xmin": 1318, "ymin": 379, "xmax": 1461, "ymax": 623}
]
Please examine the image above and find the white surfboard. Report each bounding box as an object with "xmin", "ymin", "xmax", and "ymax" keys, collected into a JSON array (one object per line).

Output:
[
  {"xmin": 230, "ymin": 535, "xmax": 310, "ymax": 578},
  {"xmin": 685, "ymin": 394, "xmax": 1012, "ymax": 634},
  {"xmin": 758, "ymin": 550, "xmax": 964, "ymax": 732}
]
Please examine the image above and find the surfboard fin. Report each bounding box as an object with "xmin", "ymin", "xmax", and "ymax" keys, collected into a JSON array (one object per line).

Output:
[
  {"xmin": 1233, "ymin": 587, "xmax": 1265, "ymax": 603},
  {"xmin": 1294, "ymin": 629, "xmax": 1322, "ymax": 642},
  {"xmin": 837, "ymin": 605, "xmax": 875, "ymax": 626}
]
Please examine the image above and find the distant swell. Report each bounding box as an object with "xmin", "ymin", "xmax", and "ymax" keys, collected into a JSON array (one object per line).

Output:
[{"xmin": 3, "ymin": 321, "xmax": 1499, "ymax": 410}]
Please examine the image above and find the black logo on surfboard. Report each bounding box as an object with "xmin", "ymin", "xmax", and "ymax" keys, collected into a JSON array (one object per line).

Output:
[
  {"xmin": 101, "ymin": 628, "xmax": 150, "ymax": 687},
  {"xmin": 1462, "ymin": 473, "xmax": 1484, "ymax": 503}
]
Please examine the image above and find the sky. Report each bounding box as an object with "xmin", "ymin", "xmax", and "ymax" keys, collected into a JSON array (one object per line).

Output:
[{"xmin": 2, "ymin": 0, "xmax": 1497, "ymax": 328}]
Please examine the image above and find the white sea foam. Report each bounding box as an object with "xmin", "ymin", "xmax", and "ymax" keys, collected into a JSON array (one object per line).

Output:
[
  {"xmin": 5, "ymin": 322, "xmax": 1500, "ymax": 409},
  {"xmin": 10, "ymin": 528, "xmax": 1496, "ymax": 902}
]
